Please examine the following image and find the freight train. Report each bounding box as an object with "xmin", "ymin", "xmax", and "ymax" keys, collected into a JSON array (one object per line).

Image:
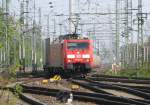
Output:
[{"xmin": 43, "ymin": 34, "xmax": 101, "ymax": 74}]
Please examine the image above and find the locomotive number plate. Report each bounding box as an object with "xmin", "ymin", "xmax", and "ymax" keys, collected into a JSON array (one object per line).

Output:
[{"xmin": 76, "ymin": 54, "xmax": 81, "ymax": 58}]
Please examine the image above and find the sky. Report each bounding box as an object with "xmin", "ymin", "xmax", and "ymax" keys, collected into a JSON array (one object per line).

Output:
[
  {"xmin": 1, "ymin": 0, "xmax": 150, "ymax": 38},
  {"xmin": 0, "ymin": 0, "xmax": 149, "ymax": 62},
  {"xmin": 4, "ymin": 0, "xmax": 149, "ymax": 42},
  {"xmin": 7, "ymin": 0, "xmax": 150, "ymax": 20},
  {"xmin": 8, "ymin": 0, "xmax": 150, "ymax": 14}
]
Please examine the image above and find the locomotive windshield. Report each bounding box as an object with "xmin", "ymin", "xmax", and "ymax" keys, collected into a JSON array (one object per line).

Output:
[{"xmin": 67, "ymin": 42, "xmax": 89, "ymax": 50}]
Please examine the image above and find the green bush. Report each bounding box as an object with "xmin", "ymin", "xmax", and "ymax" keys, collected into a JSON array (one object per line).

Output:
[{"xmin": 15, "ymin": 84, "xmax": 23, "ymax": 96}]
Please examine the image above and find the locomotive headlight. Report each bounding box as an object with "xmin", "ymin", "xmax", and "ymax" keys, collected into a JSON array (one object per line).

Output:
[
  {"xmin": 86, "ymin": 59, "xmax": 90, "ymax": 62},
  {"xmin": 67, "ymin": 54, "xmax": 75, "ymax": 58},
  {"xmin": 67, "ymin": 59, "xmax": 72, "ymax": 63},
  {"xmin": 82, "ymin": 54, "xmax": 90, "ymax": 58}
]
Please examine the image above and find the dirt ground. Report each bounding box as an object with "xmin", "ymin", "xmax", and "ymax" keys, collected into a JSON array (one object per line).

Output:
[{"xmin": 0, "ymin": 90, "xmax": 29, "ymax": 105}]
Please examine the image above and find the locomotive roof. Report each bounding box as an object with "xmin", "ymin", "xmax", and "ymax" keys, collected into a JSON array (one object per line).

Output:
[
  {"xmin": 59, "ymin": 34, "xmax": 89, "ymax": 40},
  {"xmin": 47, "ymin": 34, "xmax": 90, "ymax": 44}
]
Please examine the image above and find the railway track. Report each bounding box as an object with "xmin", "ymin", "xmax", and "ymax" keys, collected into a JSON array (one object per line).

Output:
[
  {"xmin": 88, "ymin": 76, "xmax": 150, "ymax": 84},
  {"xmin": 72, "ymin": 78, "xmax": 150, "ymax": 100},
  {"xmin": 3, "ymin": 72, "xmax": 150, "ymax": 105},
  {"xmin": 88, "ymin": 80, "xmax": 150, "ymax": 94},
  {"xmin": 92, "ymin": 74, "xmax": 150, "ymax": 80},
  {"xmin": 70, "ymin": 76, "xmax": 150, "ymax": 104},
  {"xmin": 18, "ymin": 75, "xmax": 150, "ymax": 105},
  {"xmin": 21, "ymin": 84, "xmax": 150, "ymax": 105}
]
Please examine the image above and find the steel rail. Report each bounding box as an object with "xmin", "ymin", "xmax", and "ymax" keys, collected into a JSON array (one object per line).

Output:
[
  {"xmin": 0, "ymin": 86, "xmax": 47, "ymax": 105},
  {"xmin": 19, "ymin": 93, "xmax": 47, "ymax": 105},
  {"xmin": 68, "ymin": 79, "xmax": 113, "ymax": 95},
  {"xmin": 21, "ymin": 84, "xmax": 149, "ymax": 105},
  {"xmin": 88, "ymin": 77, "xmax": 150, "ymax": 84},
  {"xmin": 81, "ymin": 79, "xmax": 150, "ymax": 100},
  {"xmin": 21, "ymin": 84, "xmax": 111, "ymax": 95},
  {"xmin": 73, "ymin": 79, "xmax": 150, "ymax": 104},
  {"xmin": 92, "ymin": 74, "xmax": 150, "ymax": 80},
  {"xmin": 99, "ymin": 83, "xmax": 150, "ymax": 93}
]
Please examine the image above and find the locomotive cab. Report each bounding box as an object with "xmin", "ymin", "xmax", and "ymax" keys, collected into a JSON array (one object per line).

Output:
[{"xmin": 64, "ymin": 39, "xmax": 93, "ymax": 72}]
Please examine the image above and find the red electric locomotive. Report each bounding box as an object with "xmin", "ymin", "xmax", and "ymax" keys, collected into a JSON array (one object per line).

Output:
[{"xmin": 44, "ymin": 34, "xmax": 94, "ymax": 74}]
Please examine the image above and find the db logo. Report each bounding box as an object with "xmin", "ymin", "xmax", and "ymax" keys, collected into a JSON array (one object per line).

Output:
[{"xmin": 76, "ymin": 55, "xmax": 81, "ymax": 58}]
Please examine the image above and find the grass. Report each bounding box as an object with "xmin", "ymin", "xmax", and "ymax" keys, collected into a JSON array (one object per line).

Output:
[
  {"xmin": 104, "ymin": 67, "xmax": 150, "ymax": 78},
  {"xmin": 0, "ymin": 66, "xmax": 19, "ymax": 105},
  {"xmin": 103, "ymin": 61, "xmax": 150, "ymax": 78},
  {"xmin": 0, "ymin": 90, "xmax": 17, "ymax": 105},
  {"xmin": 0, "ymin": 77, "xmax": 17, "ymax": 105}
]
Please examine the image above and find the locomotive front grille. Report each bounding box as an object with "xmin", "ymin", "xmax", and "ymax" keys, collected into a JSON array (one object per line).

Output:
[
  {"xmin": 66, "ymin": 62, "xmax": 91, "ymax": 70},
  {"xmin": 73, "ymin": 63, "xmax": 85, "ymax": 70}
]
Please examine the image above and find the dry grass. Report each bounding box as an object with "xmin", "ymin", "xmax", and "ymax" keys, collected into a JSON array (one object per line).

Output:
[
  {"xmin": 0, "ymin": 72, "xmax": 17, "ymax": 105},
  {"xmin": 0, "ymin": 90, "xmax": 17, "ymax": 105}
]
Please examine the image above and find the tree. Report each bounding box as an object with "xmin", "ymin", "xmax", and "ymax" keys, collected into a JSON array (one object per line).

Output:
[{"xmin": 0, "ymin": 7, "xmax": 20, "ymax": 73}]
